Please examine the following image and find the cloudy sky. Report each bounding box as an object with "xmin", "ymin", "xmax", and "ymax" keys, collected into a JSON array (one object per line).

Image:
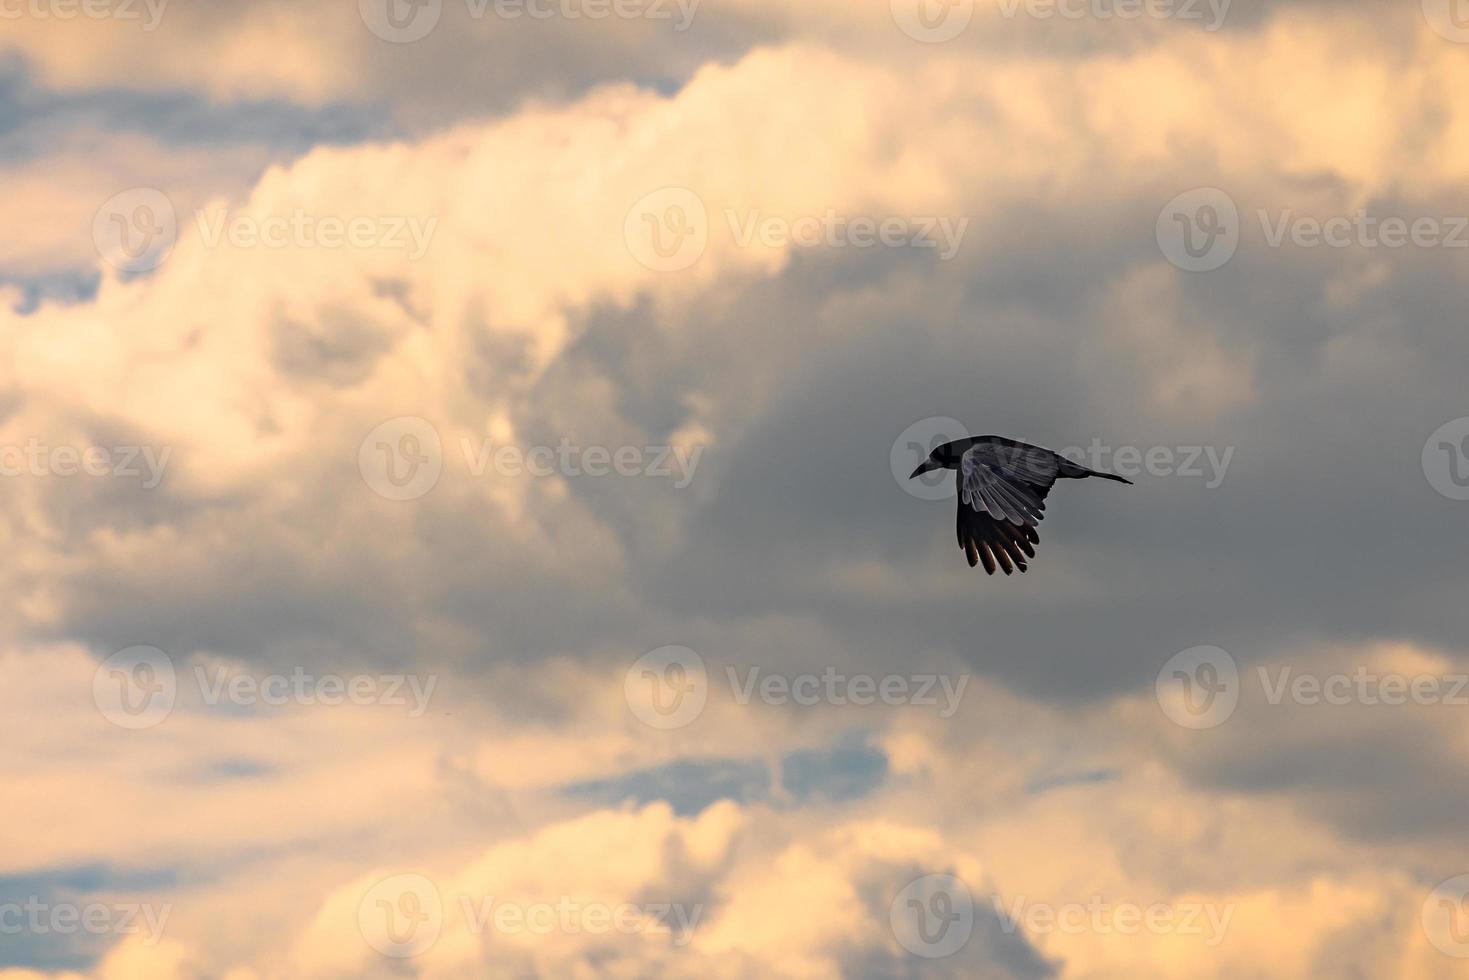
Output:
[{"xmin": 3, "ymin": 0, "xmax": 1469, "ymax": 976}]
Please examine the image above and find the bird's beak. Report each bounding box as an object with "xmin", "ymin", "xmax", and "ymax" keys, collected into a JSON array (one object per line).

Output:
[{"xmin": 909, "ymin": 458, "xmax": 941, "ymax": 479}]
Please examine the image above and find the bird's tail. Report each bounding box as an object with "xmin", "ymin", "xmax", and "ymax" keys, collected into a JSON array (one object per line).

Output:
[
  {"xmin": 1088, "ymin": 470, "xmax": 1133, "ymax": 485},
  {"xmin": 1056, "ymin": 457, "xmax": 1134, "ymax": 484}
]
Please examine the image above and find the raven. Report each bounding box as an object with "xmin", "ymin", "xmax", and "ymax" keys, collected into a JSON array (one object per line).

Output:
[{"xmin": 909, "ymin": 436, "xmax": 1132, "ymax": 574}]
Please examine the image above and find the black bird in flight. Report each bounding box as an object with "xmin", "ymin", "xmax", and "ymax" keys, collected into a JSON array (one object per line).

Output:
[{"xmin": 909, "ymin": 435, "xmax": 1132, "ymax": 574}]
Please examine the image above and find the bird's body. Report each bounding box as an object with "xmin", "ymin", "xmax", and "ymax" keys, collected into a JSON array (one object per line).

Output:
[{"xmin": 909, "ymin": 435, "xmax": 1132, "ymax": 574}]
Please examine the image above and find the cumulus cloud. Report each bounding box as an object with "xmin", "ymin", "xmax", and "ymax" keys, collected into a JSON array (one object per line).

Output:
[{"xmin": 7, "ymin": 2, "xmax": 1469, "ymax": 976}]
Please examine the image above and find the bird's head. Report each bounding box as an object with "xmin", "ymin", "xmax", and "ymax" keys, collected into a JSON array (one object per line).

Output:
[{"xmin": 908, "ymin": 440, "xmax": 963, "ymax": 479}]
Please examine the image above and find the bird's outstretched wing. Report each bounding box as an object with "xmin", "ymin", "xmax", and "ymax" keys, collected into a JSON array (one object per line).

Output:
[
  {"xmin": 955, "ymin": 504, "xmax": 1039, "ymax": 574},
  {"xmin": 960, "ymin": 439, "xmax": 1061, "ymax": 526},
  {"xmin": 954, "ymin": 439, "xmax": 1066, "ymax": 574}
]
